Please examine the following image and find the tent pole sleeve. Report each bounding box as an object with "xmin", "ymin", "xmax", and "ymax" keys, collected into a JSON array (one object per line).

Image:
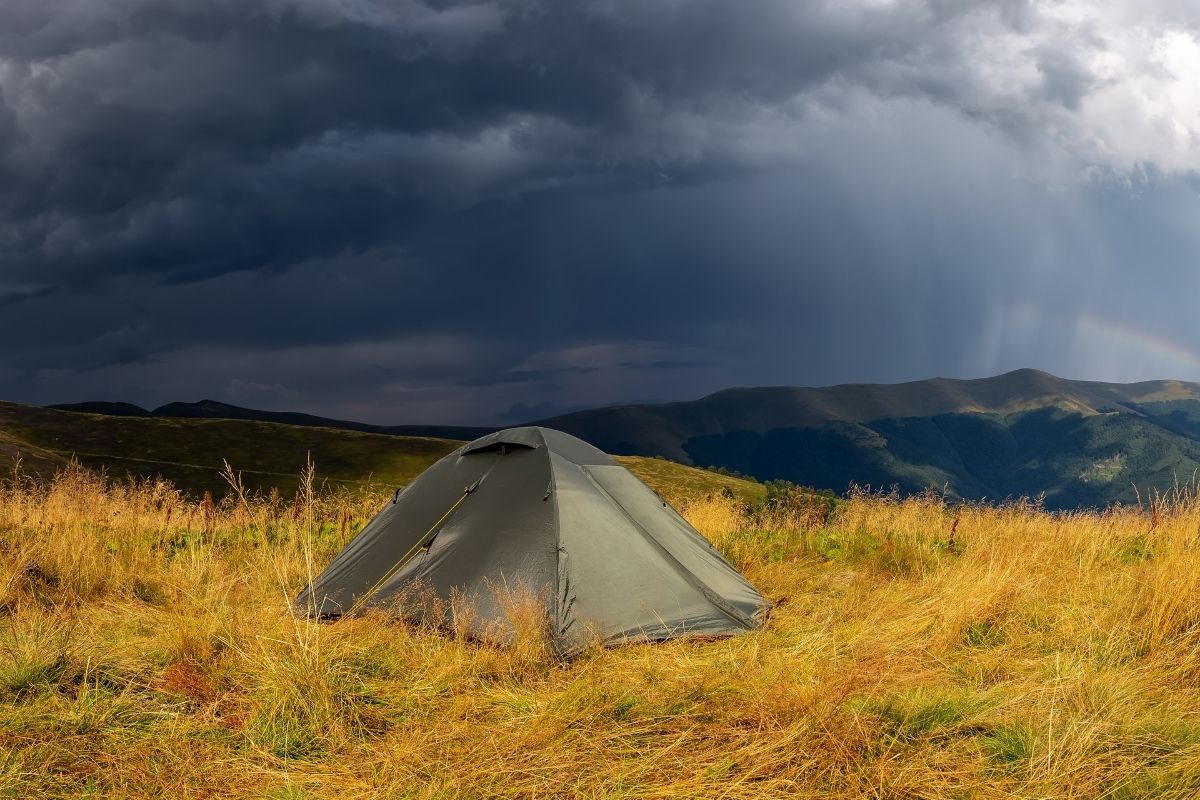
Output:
[{"xmin": 343, "ymin": 486, "xmax": 472, "ymax": 617}]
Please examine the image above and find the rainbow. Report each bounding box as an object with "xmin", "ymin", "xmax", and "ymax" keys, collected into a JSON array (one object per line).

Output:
[{"xmin": 1078, "ymin": 313, "xmax": 1200, "ymax": 374}]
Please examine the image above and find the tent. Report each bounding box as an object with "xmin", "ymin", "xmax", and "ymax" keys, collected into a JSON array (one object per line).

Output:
[{"xmin": 296, "ymin": 426, "xmax": 769, "ymax": 656}]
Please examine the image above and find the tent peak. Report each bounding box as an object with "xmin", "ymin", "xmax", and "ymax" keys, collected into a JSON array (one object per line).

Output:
[{"xmin": 461, "ymin": 426, "xmax": 614, "ymax": 466}]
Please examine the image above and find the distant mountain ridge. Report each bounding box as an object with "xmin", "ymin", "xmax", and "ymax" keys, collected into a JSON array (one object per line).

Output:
[
  {"xmin": 52, "ymin": 398, "xmax": 493, "ymax": 441},
  {"xmin": 50, "ymin": 369, "xmax": 1200, "ymax": 508},
  {"xmin": 534, "ymin": 369, "xmax": 1200, "ymax": 459}
]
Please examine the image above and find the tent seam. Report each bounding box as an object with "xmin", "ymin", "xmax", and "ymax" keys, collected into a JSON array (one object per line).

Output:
[
  {"xmin": 544, "ymin": 429, "xmax": 573, "ymax": 657},
  {"xmin": 576, "ymin": 464, "xmax": 756, "ymax": 631}
]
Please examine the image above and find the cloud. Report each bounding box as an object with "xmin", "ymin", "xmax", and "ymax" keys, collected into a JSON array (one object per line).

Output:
[
  {"xmin": 3, "ymin": 0, "xmax": 1196, "ymax": 282},
  {"xmin": 0, "ymin": 1, "xmax": 1199, "ymax": 421}
]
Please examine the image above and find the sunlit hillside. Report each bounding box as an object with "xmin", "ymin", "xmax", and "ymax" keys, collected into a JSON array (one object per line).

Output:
[
  {"xmin": 2, "ymin": 461, "xmax": 1199, "ymax": 798},
  {"xmin": 0, "ymin": 401, "xmax": 461, "ymax": 496},
  {"xmin": 0, "ymin": 401, "xmax": 765, "ymax": 505}
]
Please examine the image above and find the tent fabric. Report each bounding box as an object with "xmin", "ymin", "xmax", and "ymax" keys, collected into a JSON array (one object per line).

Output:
[{"xmin": 296, "ymin": 427, "xmax": 770, "ymax": 656}]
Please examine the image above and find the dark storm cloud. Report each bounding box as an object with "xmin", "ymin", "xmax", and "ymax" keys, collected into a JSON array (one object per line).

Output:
[
  {"xmin": 0, "ymin": 0, "xmax": 1054, "ymax": 285},
  {"xmin": 1, "ymin": 0, "xmax": 1199, "ymax": 422}
]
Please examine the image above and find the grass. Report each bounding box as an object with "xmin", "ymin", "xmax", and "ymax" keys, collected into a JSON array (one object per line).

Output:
[
  {"xmin": 2, "ymin": 463, "xmax": 1200, "ymax": 797},
  {"xmin": 616, "ymin": 455, "xmax": 766, "ymax": 506}
]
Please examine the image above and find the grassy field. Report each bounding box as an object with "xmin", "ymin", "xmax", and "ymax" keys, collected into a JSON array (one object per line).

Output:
[{"xmin": 2, "ymin": 461, "xmax": 1200, "ymax": 798}]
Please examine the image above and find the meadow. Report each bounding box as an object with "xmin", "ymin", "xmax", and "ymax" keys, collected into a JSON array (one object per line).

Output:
[{"xmin": 2, "ymin": 460, "xmax": 1199, "ymax": 798}]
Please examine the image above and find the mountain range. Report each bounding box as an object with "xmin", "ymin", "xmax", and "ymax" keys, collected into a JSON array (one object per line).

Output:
[{"xmin": 46, "ymin": 368, "xmax": 1200, "ymax": 508}]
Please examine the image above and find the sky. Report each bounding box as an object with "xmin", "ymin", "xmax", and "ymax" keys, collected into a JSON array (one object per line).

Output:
[{"xmin": 1, "ymin": 0, "xmax": 1199, "ymax": 424}]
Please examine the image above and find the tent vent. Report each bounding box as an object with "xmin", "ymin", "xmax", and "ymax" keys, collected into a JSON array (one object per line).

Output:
[{"xmin": 463, "ymin": 441, "xmax": 538, "ymax": 455}]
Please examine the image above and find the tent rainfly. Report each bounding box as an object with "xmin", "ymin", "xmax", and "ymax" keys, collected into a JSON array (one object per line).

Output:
[{"xmin": 296, "ymin": 426, "xmax": 770, "ymax": 656}]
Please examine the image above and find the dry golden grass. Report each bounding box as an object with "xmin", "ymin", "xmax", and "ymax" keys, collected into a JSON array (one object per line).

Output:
[{"xmin": 2, "ymin": 462, "xmax": 1200, "ymax": 798}]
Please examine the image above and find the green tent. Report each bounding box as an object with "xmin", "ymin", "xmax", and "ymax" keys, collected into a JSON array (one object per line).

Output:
[{"xmin": 296, "ymin": 427, "xmax": 769, "ymax": 656}]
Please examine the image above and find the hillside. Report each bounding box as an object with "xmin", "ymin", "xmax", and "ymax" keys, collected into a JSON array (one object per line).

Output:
[
  {"xmin": 613, "ymin": 455, "xmax": 765, "ymax": 506},
  {"xmin": 537, "ymin": 368, "xmax": 1200, "ymax": 455},
  {"xmin": 0, "ymin": 402, "xmax": 762, "ymax": 504},
  {"xmin": 43, "ymin": 369, "xmax": 1200, "ymax": 508},
  {"xmin": 51, "ymin": 399, "xmax": 491, "ymax": 441},
  {"xmin": 537, "ymin": 369, "xmax": 1200, "ymax": 508},
  {"xmin": 0, "ymin": 402, "xmax": 459, "ymax": 496}
]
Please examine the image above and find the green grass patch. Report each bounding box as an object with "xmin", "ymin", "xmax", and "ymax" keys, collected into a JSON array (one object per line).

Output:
[
  {"xmin": 857, "ymin": 686, "xmax": 996, "ymax": 742},
  {"xmin": 981, "ymin": 721, "xmax": 1039, "ymax": 767}
]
